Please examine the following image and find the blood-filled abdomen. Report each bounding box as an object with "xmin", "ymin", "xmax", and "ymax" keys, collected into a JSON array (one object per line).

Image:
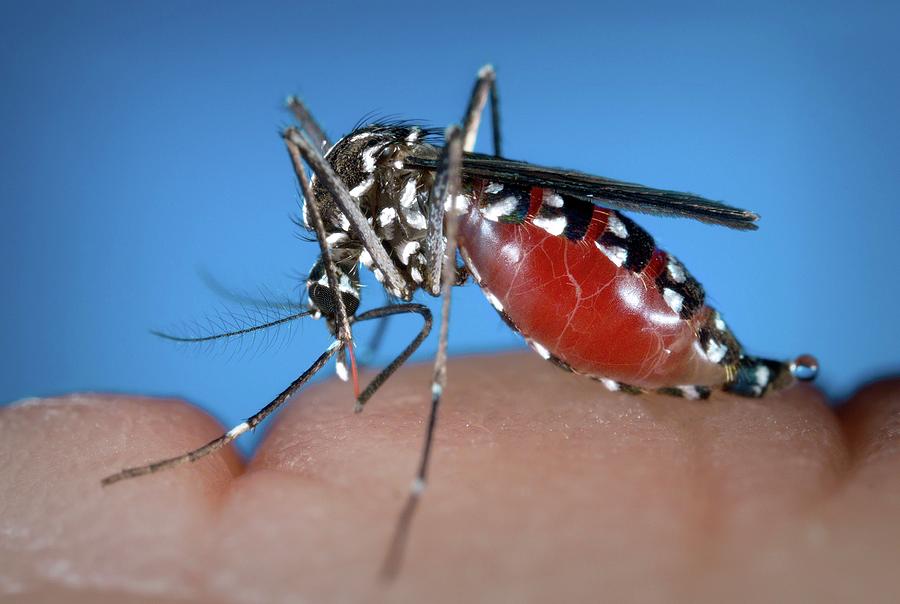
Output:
[{"xmin": 457, "ymin": 181, "xmax": 735, "ymax": 390}]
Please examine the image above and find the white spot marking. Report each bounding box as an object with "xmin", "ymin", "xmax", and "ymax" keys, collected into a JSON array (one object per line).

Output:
[
  {"xmin": 350, "ymin": 132, "xmax": 374, "ymax": 142},
  {"xmin": 484, "ymin": 291, "xmax": 504, "ymax": 312},
  {"xmin": 529, "ymin": 340, "xmax": 551, "ymax": 360},
  {"xmin": 410, "ymin": 266, "xmax": 423, "ymax": 283},
  {"xmin": 607, "ymin": 214, "xmax": 628, "ymax": 238},
  {"xmin": 338, "ymin": 212, "xmax": 350, "ymax": 231},
  {"xmin": 431, "ymin": 382, "xmax": 443, "ymax": 398},
  {"xmin": 398, "ymin": 241, "xmax": 420, "ymax": 265},
  {"xmin": 485, "ymin": 181, "xmax": 504, "ymax": 194},
  {"xmin": 663, "ymin": 288, "xmax": 684, "ymax": 314},
  {"xmin": 481, "ymin": 195, "xmax": 519, "ymax": 222},
  {"xmin": 600, "ymin": 378, "xmax": 620, "ymax": 392},
  {"xmin": 335, "ymin": 358, "xmax": 349, "ymax": 381},
  {"xmin": 678, "ymin": 386, "xmax": 701, "ymax": 400},
  {"xmin": 410, "ymin": 477, "xmax": 426, "ymax": 495},
  {"xmin": 362, "ymin": 144, "xmax": 384, "ymax": 173},
  {"xmin": 393, "ymin": 160, "xmax": 403, "ymax": 169},
  {"xmin": 533, "ymin": 215, "xmax": 567, "ymax": 236},
  {"xmin": 667, "ymin": 259, "xmax": 686, "ymax": 284},
  {"xmin": 359, "ymin": 249, "xmax": 373, "ymax": 267},
  {"xmin": 542, "ymin": 190, "xmax": 564, "ymax": 207},
  {"xmin": 338, "ymin": 273, "xmax": 356, "ymax": 294},
  {"xmin": 227, "ymin": 422, "xmax": 250, "ymax": 439},
  {"xmin": 596, "ymin": 241, "xmax": 627, "ymax": 267},
  {"xmin": 404, "ymin": 207, "xmax": 427, "ymax": 230},
  {"xmin": 714, "ymin": 312, "xmax": 726, "ymax": 331},
  {"xmin": 325, "ymin": 232, "xmax": 347, "ymax": 245},
  {"xmin": 374, "ymin": 268, "xmax": 384, "ymax": 282},
  {"xmin": 301, "ymin": 199, "xmax": 311, "ymax": 229},
  {"xmin": 406, "ymin": 129, "xmax": 420, "ymax": 142},
  {"xmin": 399, "ymin": 179, "xmax": 417, "ymax": 207},
  {"xmin": 379, "ymin": 206, "xmax": 397, "ymax": 226},
  {"xmin": 706, "ymin": 339, "xmax": 728, "ymax": 364},
  {"xmin": 444, "ymin": 193, "xmax": 470, "ymax": 213},
  {"xmin": 755, "ymin": 365, "xmax": 771, "ymax": 387},
  {"xmin": 349, "ymin": 176, "xmax": 374, "ymax": 198}
]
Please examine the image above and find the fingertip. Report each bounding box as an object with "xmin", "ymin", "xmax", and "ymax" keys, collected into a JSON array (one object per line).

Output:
[
  {"xmin": 837, "ymin": 376, "xmax": 900, "ymax": 472},
  {"xmin": 1, "ymin": 394, "xmax": 242, "ymax": 597}
]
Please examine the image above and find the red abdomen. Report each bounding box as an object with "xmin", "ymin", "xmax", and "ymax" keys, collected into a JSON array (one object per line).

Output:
[{"xmin": 458, "ymin": 181, "xmax": 730, "ymax": 389}]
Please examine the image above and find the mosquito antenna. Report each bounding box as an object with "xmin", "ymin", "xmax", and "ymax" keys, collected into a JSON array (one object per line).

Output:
[{"xmin": 151, "ymin": 309, "xmax": 313, "ymax": 343}]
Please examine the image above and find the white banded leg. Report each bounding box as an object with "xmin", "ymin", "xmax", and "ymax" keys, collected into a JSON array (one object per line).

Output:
[
  {"xmin": 382, "ymin": 125, "xmax": 464, "ymax": 579},
  {"xmin": 102, "ymin": 340, "xmax": 341, "ymax": 486}
]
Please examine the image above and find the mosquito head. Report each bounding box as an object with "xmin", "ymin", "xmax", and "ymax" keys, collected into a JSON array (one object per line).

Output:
[{"xmin": 306, "ymin": 257, "xmax": 361, "ymax": 319}]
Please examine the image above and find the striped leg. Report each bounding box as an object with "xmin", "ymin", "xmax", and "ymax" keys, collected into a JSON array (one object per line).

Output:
[
  {"xmin": 102, "ymin": 338, "xmax": 340, "ymax": 486},
  {"xmin": 382, "ymin": 125, "xmax": 465, "ymax": 579}
]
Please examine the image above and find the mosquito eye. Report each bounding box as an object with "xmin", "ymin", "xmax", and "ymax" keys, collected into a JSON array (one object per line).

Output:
[
  {"xmin": 308, "ymin": 282, "xmax": 360, "ymax": 317},
  {"xmin": 309, "ymin": 283, "xmax": 338, "ymax": 314},
  {"xmin": 341, "ymin": 290, "xmax": 360, "ymax": 316}
]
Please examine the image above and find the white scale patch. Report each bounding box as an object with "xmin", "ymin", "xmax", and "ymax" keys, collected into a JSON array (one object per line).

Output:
[
  {"xmin": 607, "ymin": 214, "xmax": 628, "ymax": 238},
  {"xmin": 406, "ymin": 129, "xmax": 420, "ymax": 143},
  {"xmin": 542, "ymin": 190, "xmax": 564, "ymax": 207},
  {"xmin": 599, "ymin": 378, "xmax": 620, "ymax": 392},
  {"xmin": 484, "ymin": 181, "xmax": 504, "ymax": 194},
  {"xmin": 484, "ymin": 291, "xmax": 504, "ymax": 312},
  {"xmin": 379, "ymin": 206, "xmax": 397, "ymax": 226},
  {"xmin": 533, "ymin": 215, "xmax": 567, "ymax": 236},
  {"xmin": 410, "ymin": 266, "xmax": 423, "ymax": 283},
  {"xmin": 755, "ymin": 365, "xmax": 771, "ymax": 387},
  {"xmin": 667, "ymin": 259, "xmax": 686, "ymax": 284},
  {"xmin": 398, "ymin": 241, "xmax": 420, "ymax": 265},
  {"xmin": 596, "ymin": 241, "xmax": 627, "ymax": 267},
  {"xmin": 226, "ymin": 422, "xmax": 250, "ymax": 439},
  {"xmin": 403, "ymin": 207, "xmax": 427, "ymax": 230},
  {"xmin": 481, "ymin": 195, "xmax": 519, "ymax": 222},
  {"xmin": 338, "ymin": 212, "xmax": 351, "ymax": 231},
  {"xmin": 359, "ymin": 249, "xmax": 373, "ymax": 268},
  {"xmin": 705, "ymin": 339, "xmax": 728, "ymax": 364},
  {"xmin": 528, "ymin": 339, "xmax": 551, "ymax": 360},
  {"xmin": 362, "ymin": 144, "xmax": 384, "ymax": 173},
  {"xmin": 325, "ymin": 232, "xmax": 347, "ymax": 245},
  {"xmin": 335, "ymin": 358, "xmax": 349, "ymax": 381},
  {"xmin": 713, "ymin": 312, "xmax": 727, "ymax": 331},
  {"xmin": 678, "ymin": 386, "xmax": 702, "ymax": 400},
  {"xmin": 349, "ymin": 176, "xmax": 374, "ymax": 198},
  {"xmin": 663, "ymin": 288, "xmax": 684, "ymax": 314},
  {"xmin": 444, "ymin": 194, "xmax": 470, "ymax": 213},
  {"xmin": 374, "ymin": 268, "xmax": 384, "ymax": 282},
  {"xmin": 399, "ymin": 178, "xmax": 418, "ymax": 207}
]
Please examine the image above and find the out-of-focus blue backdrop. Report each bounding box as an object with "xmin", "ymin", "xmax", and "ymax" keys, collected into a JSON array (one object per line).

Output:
[{"xmin": 3, "ymin": 1, "xmax": 898, "ymax": 452}]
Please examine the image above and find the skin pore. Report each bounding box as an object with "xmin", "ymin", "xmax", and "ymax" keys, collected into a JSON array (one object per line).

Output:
[{"xmin": 2, "ymin": 353, "xmax": 898, "ymax": 603}]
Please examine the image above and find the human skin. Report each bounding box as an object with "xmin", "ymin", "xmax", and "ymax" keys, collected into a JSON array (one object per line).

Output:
[{"xmin": 1, "ymin": 353, "xmax": 899, "ymax": 603}]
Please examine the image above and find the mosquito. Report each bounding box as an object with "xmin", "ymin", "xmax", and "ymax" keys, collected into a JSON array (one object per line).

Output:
[{"xmin": 102, "ymin": 65, "xmax": 818, "ymax": 575}]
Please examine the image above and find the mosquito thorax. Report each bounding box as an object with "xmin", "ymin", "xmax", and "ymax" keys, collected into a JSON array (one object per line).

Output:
[{"xmin": 306, "ymin": 124, "xmax": 441, "ymax": 299}]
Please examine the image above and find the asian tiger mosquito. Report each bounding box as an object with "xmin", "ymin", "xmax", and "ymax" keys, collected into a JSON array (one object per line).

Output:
[{"xmin": 101, "ymin": 65, "xmax": 819, "ymax": 576}]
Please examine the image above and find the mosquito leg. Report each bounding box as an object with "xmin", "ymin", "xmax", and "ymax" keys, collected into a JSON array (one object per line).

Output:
[
  {"xmin": 283, "ymin": 128, "xmax": 410, "ymax": 300},
  {"xmin": 286, "ymin": 96, "xmax": 332, "ymax": 154},
  {"xmin": 462, "ymin": 64, "xmax": 502, "ymax": 156},
  {"xmin": 350, "ymin": 303, "xmax": 433, "ymax": 412},
  {"xmin": 285, "ymin": 137, "xmax": 353, "ymax": 344},
  {"xmin": 101, "ymin": 340, "xmax": 341, "ymax": 486},
  {"xmin": 382, "ymin": 125, "xmax": 463, "ymax": 579}
]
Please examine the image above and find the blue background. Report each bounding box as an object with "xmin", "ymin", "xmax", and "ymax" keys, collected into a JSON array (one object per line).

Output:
[{"xmin": 3, "ymin": 1, "xmax": 898, "ymax": 452}]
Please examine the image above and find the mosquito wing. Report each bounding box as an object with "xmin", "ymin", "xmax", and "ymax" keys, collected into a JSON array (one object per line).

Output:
[{"xmin": 405, "ymin": 153, "xmax": 759, "ymax": 230}]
